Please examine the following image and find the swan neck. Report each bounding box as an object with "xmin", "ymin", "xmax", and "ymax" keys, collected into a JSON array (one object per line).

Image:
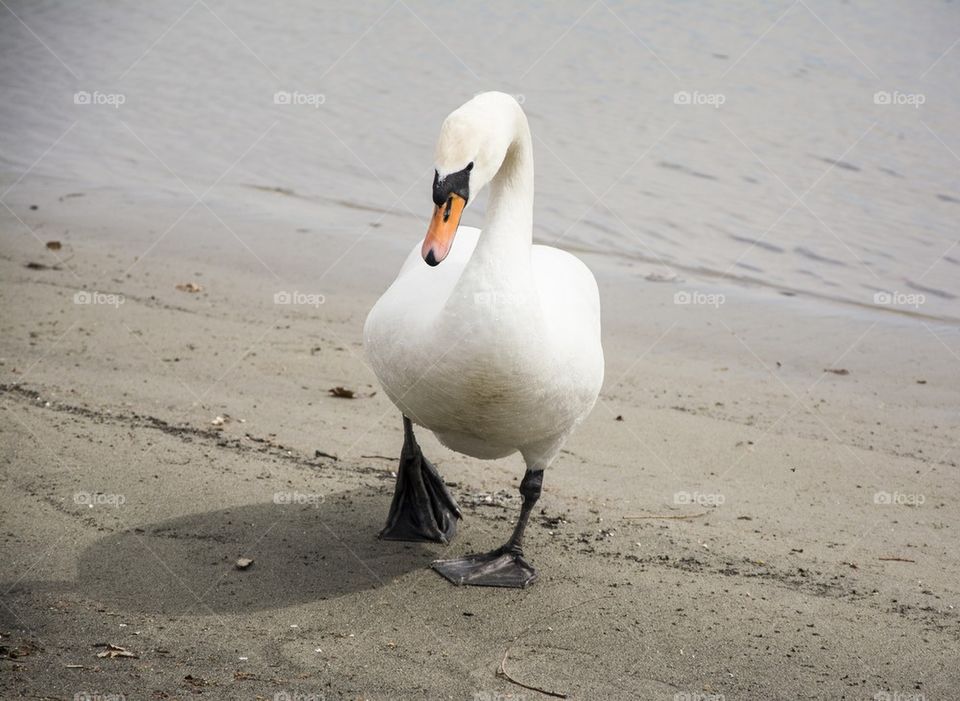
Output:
[{"xmin": 474, "ymin": 112, "xmax": 534, "ymax": 265}]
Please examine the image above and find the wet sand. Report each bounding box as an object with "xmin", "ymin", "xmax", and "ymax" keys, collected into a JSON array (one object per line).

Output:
[{"xmin": 1, "ymin": 178, "xmax": 958, "ymax": 699}]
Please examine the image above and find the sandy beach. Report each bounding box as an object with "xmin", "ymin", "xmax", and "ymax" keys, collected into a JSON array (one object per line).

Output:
[{"xmin": 2, "ymin": 2, "xmax": 959, "ymax": 699}]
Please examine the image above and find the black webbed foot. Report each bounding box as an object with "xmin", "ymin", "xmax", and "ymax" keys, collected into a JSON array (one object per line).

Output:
[
  {"xmin": 379, "ymin": 416, "xmax": 461, "ymax": 543},
  {"xmin": 431, "ymin": 546, "xmax": 537, "ymax": 588},
  {"xmin": 431, "ymin": 468, "xmax": 544, "ymax": 588}
]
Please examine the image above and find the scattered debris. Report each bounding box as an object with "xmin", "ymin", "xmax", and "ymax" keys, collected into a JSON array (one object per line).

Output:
[
  {"xmin": 211, "ymin": 415, "xmax": 226, "ymax": 426},
  {"xmin": 328, "ymin": 386, "xmax": 355, "ymax": 399},
  {"xmin": 615, "ymin": 415, "xmax": 624, "ymax": 421},
  {"xmin": 644, "ymin": 271, "xmax": 679, "ymax": 283},
  {"xmin": 916, "ymin": 379, "xmax": 927, "ymax": 384},
  {"xmin": 235, "ymin": 557, "xmax": 254, "ymax": 570},
  {"xmin": 540, "ymin": 513, "xmax": 568, "ymax": 530},
  {"xmin": 0, "ymin": 639, "xmax": 42, "ymax": 659},
  {"xmin": 175, "ymin": 282, "xmax": 203, "ymax": 293},
  {"xmin": 46, "ymin": 240, "xmax": 62, "ymax": 250},
  {"xmin": 314, "ymin": 449, "xmax": 338, "ymax": 461},
  {"xmin": 823, "ymin": 368, "xmax": 849, "ymax": 375},
  {"xmin": 29, "ymin": 204, "xmax": 39, "ymax": 210},
  {"xmin": 463, "ymin": 490, "xmax": 516, "ymax": 508},
  {"xmin": 879, "ymin": 556, "xmax": 915, "ymax": 563},
  {"xmin": 96, "ymin": 644, "xmax": 138, "ymax": 659},
  {"xmin": 25, "ymin": 261, "xmax": 59, "ymax": 270}
]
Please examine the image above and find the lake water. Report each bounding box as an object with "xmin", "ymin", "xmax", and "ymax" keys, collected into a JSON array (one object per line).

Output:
[{"xmin": 2, "ymin": 1, "xmax": 958, "ymax": 319}]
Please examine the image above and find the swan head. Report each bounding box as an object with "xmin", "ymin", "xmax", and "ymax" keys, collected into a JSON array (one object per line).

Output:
[{"xmin": 422, "ymin": 92, "xmax": 521, "ymax": 266}]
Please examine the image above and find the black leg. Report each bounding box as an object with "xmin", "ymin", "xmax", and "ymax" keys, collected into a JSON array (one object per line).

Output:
[
  {"xmin": 379, "ymin": 416, "xmax": 461, "ymax": 543},
  {"xmin": 431, "ymin": 468, "xmax": 543, "ymax": 588}
]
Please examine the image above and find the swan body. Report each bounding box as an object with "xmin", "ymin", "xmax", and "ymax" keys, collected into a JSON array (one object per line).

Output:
[
  {"xmin": 364, "ymin": 92, "xmax": 603, "ymax": 470},
  {"xmin": 364, "ymin": 92, "xmax": 603, "ymax": 586}
]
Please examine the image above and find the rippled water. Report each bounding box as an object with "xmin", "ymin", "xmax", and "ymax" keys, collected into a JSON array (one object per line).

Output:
[{"xmin": 2, "ymin": 1, "xmax": 958, "ymax": 318}]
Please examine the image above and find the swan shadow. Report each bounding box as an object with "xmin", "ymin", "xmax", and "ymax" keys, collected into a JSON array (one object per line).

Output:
[{"xmin": 34, "ymin": 488, "xmax": 433, "ymax": 616}]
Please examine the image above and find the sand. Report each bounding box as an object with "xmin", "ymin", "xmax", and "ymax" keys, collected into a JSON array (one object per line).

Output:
[{"xmin": 1, "ymin": 173, "xmax": 958, "ymax": 699}]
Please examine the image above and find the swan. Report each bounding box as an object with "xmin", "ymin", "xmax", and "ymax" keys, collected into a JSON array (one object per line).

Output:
[{"xmin": 363, "ymin": 91, "xmax": 604, "ymax": 588}]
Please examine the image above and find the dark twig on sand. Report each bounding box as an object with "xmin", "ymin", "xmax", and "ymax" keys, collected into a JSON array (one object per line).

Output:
[
  {"xmin": 622, "ymin": 510, "xmax": 709, "ymax": 520},
  {"xmin": 878, "ymin": 556, "xmax": 916, "ymax": 562},
  {"xmin": 498, "ymin": 594, "xmax": 612, "ymax": 698}
]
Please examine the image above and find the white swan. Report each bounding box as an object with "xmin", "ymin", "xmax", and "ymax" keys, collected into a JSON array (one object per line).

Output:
[{"xmin": 364, "ymin": 91, "xmax": 604, "ymax": 587}]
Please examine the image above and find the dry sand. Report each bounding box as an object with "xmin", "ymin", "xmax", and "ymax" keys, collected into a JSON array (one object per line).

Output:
[{"xmin": 1, "ymin": 176, "xmax": 958, "ymax": 700}]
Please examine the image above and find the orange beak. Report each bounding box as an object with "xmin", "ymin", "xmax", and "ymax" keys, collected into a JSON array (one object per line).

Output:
[{"xmin": 422, "ymin": 193, "xmax": 465, "ymax": 266}]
